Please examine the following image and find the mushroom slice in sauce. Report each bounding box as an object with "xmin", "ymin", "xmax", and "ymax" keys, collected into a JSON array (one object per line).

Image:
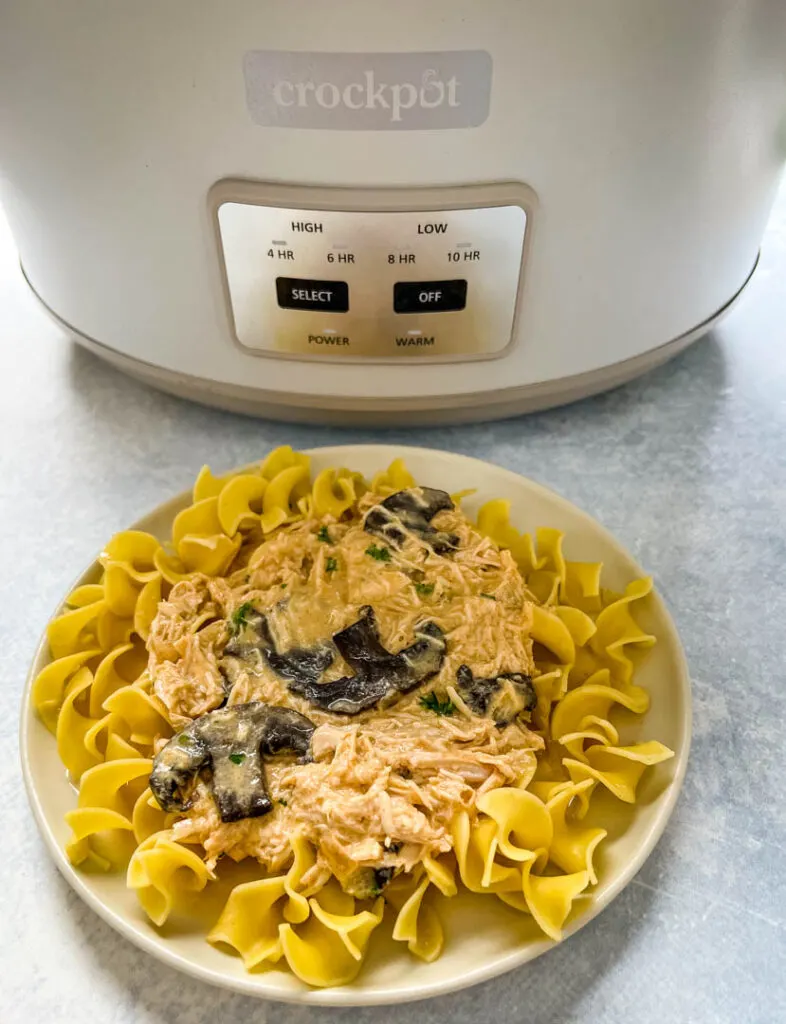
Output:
[
  {"xmin": 293, "ymin": 606, "xmax": 446, "ymax": 715},
  {"xmin": 149, "ymin": 702, "xmax": 315, "ymax": 823},
  {"xmin": 455, "ymin": 664, "xmax": 537, "ymax": 725},
  {"xmin": 222, "ymin": 606, "xmax": 334, "ymax": 693},
  {"xmin": 258, "ymin": 616, "xmax": 335, "ymax": 691},
  {"xmin": 364, "ymin": 486, "xmax": 459, "ymax": 554}
]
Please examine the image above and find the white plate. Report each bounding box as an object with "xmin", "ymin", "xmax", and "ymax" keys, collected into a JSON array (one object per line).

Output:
[{"xmin": 20, "ymin": 445, "xmax": 691, "ymax": 1006}]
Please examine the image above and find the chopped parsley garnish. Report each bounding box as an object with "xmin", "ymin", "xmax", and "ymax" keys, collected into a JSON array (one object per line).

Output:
[
  {"xmin": 326, "ymin": 557, "xmax": 338, "ymax": 573},
  {"xmin": 280, "ymin": 582, "xmax": 287, "ymax": 589},
  {"xmin": 317, "ymin": 525, "xmax": 331, "ymax": 543},
  {"xmin": 419, "ymin": 692, "xmax": 456, "ymax": 717},
  {"xmin": 230, "ymin": 601, "xmax": 255, "ymax": 634},
  {"xmin": 178, "ymin": 734, "xmax": 191, "ymax": 747},
  {"xmin": 480, "ymin": 592, "xmax": 497, "ymax": 601},
  {"xmin": 278, "ymin": 798, "xmax": 288, "ymax": 807},
  {"xmin": 365, "ymin": 544, "xmax": 392, "ymax": 562},
  {"xmin": 228, "ymin": 752, "xmax": 246, "ymax": 765},
  {"xmin": 414, "ymin": 581, "xmax": 435, "ymax": 597}
]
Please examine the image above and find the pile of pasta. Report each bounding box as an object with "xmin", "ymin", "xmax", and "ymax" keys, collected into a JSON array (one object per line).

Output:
[{"xmin": 32, "ymin": 446, "xmax": 673, "ymax": 987}]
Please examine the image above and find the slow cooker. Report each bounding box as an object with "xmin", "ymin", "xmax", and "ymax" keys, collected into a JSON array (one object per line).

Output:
[{"xmin": 2, "ymin": 1, "xmax": 785, "ymax": 424}]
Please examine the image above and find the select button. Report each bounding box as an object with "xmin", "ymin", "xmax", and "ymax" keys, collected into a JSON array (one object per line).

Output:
[
  {"xmin": 394, "ymin": 279, "xmax": 467, "ymax": 314},
  {"xmin": 276, "ymin": 277, "xmax": 349, "ymax": 312}
]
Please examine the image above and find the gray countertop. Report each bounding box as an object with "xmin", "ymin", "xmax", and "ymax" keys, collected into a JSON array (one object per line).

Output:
[{"xmin": 2, "ymin": 183, "xmax": 785, "ymax": 1024}]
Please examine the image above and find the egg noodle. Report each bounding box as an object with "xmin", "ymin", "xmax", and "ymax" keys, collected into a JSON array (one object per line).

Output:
[{"xmin": 32, "ymin": 447, "xmax": 673, "ymax": 987}]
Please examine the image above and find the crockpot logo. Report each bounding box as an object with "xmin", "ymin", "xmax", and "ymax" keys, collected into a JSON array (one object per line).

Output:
[
  {"xmin": 243, "ymin": 51, "xmax": 492, "ymax": 131},
  {"xmin": 272, "ymin": 70, "xmax": 460, "ymax": 124}
]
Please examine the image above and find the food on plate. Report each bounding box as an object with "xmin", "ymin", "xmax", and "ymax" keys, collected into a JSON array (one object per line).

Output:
[{"xmin": 32, "ymin": 447, "xmax": 674, "ymax": 987}]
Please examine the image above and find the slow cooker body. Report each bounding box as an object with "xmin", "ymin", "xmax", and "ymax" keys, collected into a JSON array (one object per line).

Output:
[{"xmin": 1, "ymin": 0, "xmax": 785, "ymax": 423}]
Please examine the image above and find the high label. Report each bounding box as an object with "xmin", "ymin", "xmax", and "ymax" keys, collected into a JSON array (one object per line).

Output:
[{"xmin": 243, "ymin": 51, "xmax": 492, "ymax": 131}]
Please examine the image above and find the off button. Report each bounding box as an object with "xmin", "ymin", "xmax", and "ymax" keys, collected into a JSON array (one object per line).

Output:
[
  {"xmin": 276, "ymin": 277, "xmax": 349, "ymax": 312},
  {"xmin": 393, "ymin": 279, "xmax": 467, "ymax": 314}
]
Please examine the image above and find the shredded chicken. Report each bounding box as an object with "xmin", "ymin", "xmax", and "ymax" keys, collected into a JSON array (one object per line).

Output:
[
  {"xmin": 152, "ymin": 634, "xmax": 225, "ymax": 724},
  {"xmin": 149, "ymin": 486, "xmax": 543, "ymax": 890}
]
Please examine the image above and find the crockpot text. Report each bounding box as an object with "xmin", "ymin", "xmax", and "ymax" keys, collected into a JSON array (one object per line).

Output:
[
  {"xmin": 272, "ymin": 70, "xmax": 460, "ymax": 123},
  {"xmin": 243, "ymin": 51, "xmax": 492, "ymax": 131}
]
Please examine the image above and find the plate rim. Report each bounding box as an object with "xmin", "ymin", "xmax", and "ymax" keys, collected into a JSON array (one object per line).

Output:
[{"xmin": 19, "ymin": 444, "xmax": 692, "ymax": 1006}]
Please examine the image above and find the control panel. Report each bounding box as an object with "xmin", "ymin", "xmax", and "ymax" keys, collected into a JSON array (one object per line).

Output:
[{"xmin": 215, "ymin": 191, "xmax": 529, "ymax": 362}]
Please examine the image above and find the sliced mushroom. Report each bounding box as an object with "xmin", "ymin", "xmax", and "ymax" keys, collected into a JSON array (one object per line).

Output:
[
  {"xmin": 259, "ymin": 616, "xmax": 335, "ymax": 689},
  {"xmin": 149, "ymin": 702, "xmax": 315, "ymax": 823},
  {"xmin": 364, "ymin": 487, "xmax": 459, "ymax": 554},
  {"xmin": 294, "ymin": 606, "xmax": 446, "ymax": 715},
  {"xmin": 223, "ymin": 606, "xmax": 335, "ymax": 692},
  {"xmin": 455, "ymin": 664, "xmax": 536, "ymax": 725}
]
